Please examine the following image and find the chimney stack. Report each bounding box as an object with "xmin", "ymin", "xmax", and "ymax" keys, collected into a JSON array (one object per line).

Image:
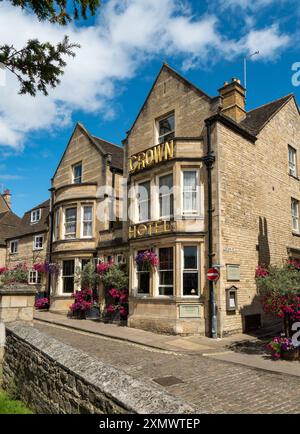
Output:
[
  {"xmin": 218, "ymin": 77, "xmax": 246, "ymax": 122},
  {"xmin": 3, "ymin": 189, "xmax": 11, "ymax": 209}
]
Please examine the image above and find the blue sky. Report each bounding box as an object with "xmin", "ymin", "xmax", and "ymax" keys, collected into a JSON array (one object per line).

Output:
[{"xmin": 0, "ymin": 0, "xmax": 300, "ymax": 216}]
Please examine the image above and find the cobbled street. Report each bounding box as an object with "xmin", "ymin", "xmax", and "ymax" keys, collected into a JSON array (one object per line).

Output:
[{"xmin": 35, "ymin": 323, "xmax": 300, "ymax": 414}]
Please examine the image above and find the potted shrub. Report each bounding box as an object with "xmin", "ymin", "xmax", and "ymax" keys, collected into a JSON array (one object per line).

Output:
[
  {"xmin": 267, "ymin": 336, "xmax": 300, "ymax": 361},
  {"xmin": 35, "ymin": 297, "xmax": 49, "ymax": 310},
  {"xmin": 70, "ymin": 288, "xmax": 93, "ymax": 319}
]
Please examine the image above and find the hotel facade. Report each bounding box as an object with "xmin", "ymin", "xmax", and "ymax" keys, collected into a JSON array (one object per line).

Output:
[{"xmin": 2, "ymin": 63, "xmax": 300, "ymax": 337}]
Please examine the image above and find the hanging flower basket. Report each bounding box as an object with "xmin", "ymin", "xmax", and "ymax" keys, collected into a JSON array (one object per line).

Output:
[{"xmin": 135, "ymin": 251, "xmax": 159, "ymax": 270}]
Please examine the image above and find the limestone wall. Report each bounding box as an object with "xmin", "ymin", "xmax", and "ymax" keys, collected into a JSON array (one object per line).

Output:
[{"xmin": 2, "ymin": 322, "xmax": 198, "ymax": 414}]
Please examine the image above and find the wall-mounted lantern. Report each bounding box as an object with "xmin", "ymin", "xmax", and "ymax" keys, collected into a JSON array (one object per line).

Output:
[{"xmin": 226, "ymin": 286, "xmax": 238, "ymax": 312}]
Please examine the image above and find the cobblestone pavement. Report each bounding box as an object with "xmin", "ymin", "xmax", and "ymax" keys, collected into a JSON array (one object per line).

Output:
[{"xmin": 35, "ymin": 323, "xmax": 300, "ymax": 414}]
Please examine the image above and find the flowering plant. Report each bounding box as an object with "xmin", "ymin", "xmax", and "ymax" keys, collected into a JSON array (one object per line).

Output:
[
  {"xmin": 35, "ymin": 297, "xmax": 49, "ymax": 309},
  {"xmin": 97, "ymin": 261, "xmax": 111, "ymax": 275},
  {"xmin": 33, "ymin": 262, "xmax": 60, "ymax": 274},
  {"xmin": 255, "ymin": 264, "xmax": 269, "ymax": 278},
  {"xmin": 266, "ymin": 336, "xmax": 297, "ymax": 359},
  {"xmin": 0, "ymin": 267, "xmax": 7, "ymax": 275},
  {"xmin": 70, "ymin": 288, "xmax": 93, "ymax": 313},
  {"xmin": 135, "ymin": 250, "xmax": 159, "ymax": 269},
  {"xmin": 105, "ymin": 287, "xmax": 128, "ymax": 320}
]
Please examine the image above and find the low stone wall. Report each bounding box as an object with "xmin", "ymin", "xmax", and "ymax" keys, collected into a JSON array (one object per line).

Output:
[
  {"xmin": 2, "ymin": 322, "xmax": 199, "ymax": 414},
  {"xmin": 0, "ymin": 285, "xmax": 36, "ymax": 323}
]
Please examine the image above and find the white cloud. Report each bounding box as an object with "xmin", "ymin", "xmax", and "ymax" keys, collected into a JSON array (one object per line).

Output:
[
  {"xmin": 0, "ymin": 0, "xmax": 291, "ymax": 149},
  {"xmin": 218, "ymin": 0, "xmax": 284, "ymax": 10}
]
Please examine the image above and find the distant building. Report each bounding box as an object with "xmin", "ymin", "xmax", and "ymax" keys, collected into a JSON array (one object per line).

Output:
[{"xmin": 0, "ymin": 190, "xmax": 21, "ymax": 266}]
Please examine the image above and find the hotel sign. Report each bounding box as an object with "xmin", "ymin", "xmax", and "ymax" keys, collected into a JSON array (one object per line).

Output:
[
  {"xmin": 128, "ymin": 140, "xmax": 174, "ymax": 174},
  {"xmin": 129, "ymin": 220, "xmax": 173, "ymax": 239}
]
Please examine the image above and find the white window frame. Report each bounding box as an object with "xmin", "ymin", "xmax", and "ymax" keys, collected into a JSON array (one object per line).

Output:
[
  {"xmin": 157, "ymin": 172, "xmax": 174, "ymax": 220},
  {"xmin": 181, "ymin": 168, "xmax": 200, "ymax": 217},
  {"xmin": 156, "ymin": 246, "xmax": 174, "ymax": 297},
  {"xmin": 31, "ymin": 208, "xmax": 41, "ymax": 223},
  {"xmin": 181, "ymin": 245, "xmax": 200, "ymax": 298},
  {"xmin": 10, "ymin": 239, "xmax": 18, "ymax": 254},
  {"xmin": 33, "ymin": 234, "xmax": 44, "ymax": 251},
  {"xmin": 81, "ymin": 204, "xmax": 93, "ymax": 238},
  {"xmin": 288, "ymin": 145, "xmax": 297, "ymax": 177},
  {"xmin": 157, "ymin": 112, "xmax": 175, "ymax": 145},
  {"xmin": 134, "ymin": 249, "xmax": 151, "ymax": 296},
  {"xmin": 136, "ymin": 179, "xmax": 151, "ymax": 223},
  {"xmin": 64, "ymin": 206, "xmax": 77, "ymax": 239},
  {"xmin": 28, "ymin": 269, "xmax": 41, "ymax": 285},
  {"xmin": 292, "ymin": 198, "xmax": 299, "ymax": 232},
  {"xmin": 62, "ymin": 259, "xmax": 75, "ymax": 294},
  {"xmin": 72, "ymin": 162, "xmax": 82, "ymax": 184}
]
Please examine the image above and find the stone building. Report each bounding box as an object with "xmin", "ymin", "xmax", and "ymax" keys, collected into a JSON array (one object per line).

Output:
[
  {"xmin": 122, "ymin": 63, "xmax": 300, "ymax": 336},
  {"xmin": 0, "ymin": 190, "xmax": 21, "ymax": 266},
  {"xmin": 5, "ymin": 200, "xmax": 50, "ymax": 291},
  {"xmin": 1, "ymin": 63, "xmax": 299, "ymax": 337},
  {"xmin": 49, "ymin": 122, "xmax": 126, "ymax": 311}
]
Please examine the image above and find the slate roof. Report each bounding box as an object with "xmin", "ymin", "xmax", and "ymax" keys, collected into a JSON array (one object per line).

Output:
[
  {"xmin": 92, "ymin": 136, "xmax": 124, "ymax": 171},
  {"xmin": 0, "ymin": 211, "xmax": 22, "ymax": 246},
  {"xmin": 6, "ymin": 199, "xmax": 50, "ymax": 240},
  {"xmin": 241, "ymin": 94, "xmax": 294, "ymax": 136}
]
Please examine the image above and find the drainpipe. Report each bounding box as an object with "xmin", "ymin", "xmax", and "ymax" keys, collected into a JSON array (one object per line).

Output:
[
  {"xmin": 203, "ymin": 119, "xmax": 217, "ymax": 338},
  {"xmin": 47, "ymin": 186, "xmax": 55, "ymax": 307}
]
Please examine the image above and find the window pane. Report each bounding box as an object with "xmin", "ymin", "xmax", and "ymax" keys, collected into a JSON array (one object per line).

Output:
[
  {"xmin": 184, "ymin": 246, "xmax": 197, "ymax": 269},
  {"xmin": 63, "ymin": 260, "xmax": 74, "ymax": 276},
  {"xmin": 73, "ymin": 164, "xmax": 82, "ymax": 183},
  {"xmin": 159, "ymin": 247, "xmax": 173, "ymax": 296},
  {"xmin": 183, "ymin": 171, "xmax": 197, "ymax": 189},
  {"xmin": 138, "ymin": 272, "xmax": 150, "ymax": 294},
  {"xmin": 159, "ymin": 114, "xmax": 174, "ymax": 136},
  {"xmin": 183, "ymin": 272, "xmax": 198, "ymax": 296},
  {"xmin": 83, "ymin": 222, "xmax": 92, "ymax": 237},
  {"xmin": 159, "ymin": 174, "xmax": 173, "ymax": 218},
  {"xmin": 65, "ymin": 208, "xmax": 76, "ymax": 237},
  {"xmin": 63, "ymin": 260, "xmax": 74, "ymax": 293},
  {"xmin": 138, "ymin": 182, "xmax": 150, "ymax": 221},
  {"xmin": 84, "ymin": 206, "xmax": 92, "ymax": 220}
]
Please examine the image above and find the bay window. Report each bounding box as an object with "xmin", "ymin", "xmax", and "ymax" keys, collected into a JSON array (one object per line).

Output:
[
  {"xmin": 62, "ymin": 260, "xmax": 75, "ymax": 293},
  {"xmin": 54, "ymin": 208, "xmax": 60, "ymax": 240},
  {"xmin": 292, "ymin": 198, "xmax": 299, "ymax": 232},
  {"xmin": 82, "ymin": 205, "xmax": 93, "ymax": 237},
  {"xmin": 158, "ymin": 247, "xmax": 173, "ymax": 296},
  {"xmin": 182, "ymin": 246, "xmax": 199, "ymax": 296},
  {"xmin": 137, "ymin": 250, "xmax": 150, "ymax": 294},
  {"xmin": 182, "ymin": 170, "xmax": 199, "ymax": 216},
  {"xmin": 65, "ymin": 207, "xmax": 77, "ymax": 239},
  {"xmin": 137, "ymin": 181, "xmax": 150, "ymax": 222},
  {"xmin": 159, "ymin": 174, "xmax": 173, "ymax": 219}
]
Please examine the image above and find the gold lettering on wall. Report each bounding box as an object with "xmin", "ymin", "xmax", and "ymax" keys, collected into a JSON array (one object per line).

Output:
[
  {"xmin": 128, "ymin": 220, "xmax": 172, "ymax": 239},
  {"xmin": 128, "ymin": 141, "xmax": 174, "ymax": 174}
]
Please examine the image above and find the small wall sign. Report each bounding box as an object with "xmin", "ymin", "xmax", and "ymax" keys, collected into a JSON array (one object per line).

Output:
[
  {"xmin": 179, "ymin": 305, "xmax": 200, "ymax": 318},
  {"xmin": 226, "ymin": 264, "xmax": 240, "ymax": 281}
]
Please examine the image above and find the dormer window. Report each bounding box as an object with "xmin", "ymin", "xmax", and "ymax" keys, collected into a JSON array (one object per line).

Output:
[
  {"xmin": 31, "ymin": 208, "xmax": 41, "ymax": 223},
  {"xmin": 157, "ymin": 113, "xmax": 175, "ymax": 144},
  {"xmin": 73, "ymin": 162, "xmax": 82, "ymax": 184}
]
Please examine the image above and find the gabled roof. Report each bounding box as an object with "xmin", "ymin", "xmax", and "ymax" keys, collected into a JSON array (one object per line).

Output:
[
  {"xmin": 52, "ymin": 123, "xmax": 123, "ymax": 180},
  {"xmin": 241, "ymin": 94, "xmax": 294, "ymax": 136},
  {"xmin": 92, "ymin": 136, "xmax": 123, "ymax": 171},
  {"xmin": 124, "ymin": 63, "xmax": 213, "ymax": 140},
  {"xmin": 0, "ymin": 211, "xmax": 22, "ymax": 246},
  {"xmin": 6, "ymin": 199, "xmax": 50, "ymax": 240}
]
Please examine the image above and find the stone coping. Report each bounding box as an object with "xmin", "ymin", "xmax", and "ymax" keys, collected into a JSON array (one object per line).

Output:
[
  {"xmin": 0, "ymin": 285, "xmax": 36, "ymax": 296},
  {"xmin": 5, "ymin": 322, "xmax": 201, "ymax": 414}
]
